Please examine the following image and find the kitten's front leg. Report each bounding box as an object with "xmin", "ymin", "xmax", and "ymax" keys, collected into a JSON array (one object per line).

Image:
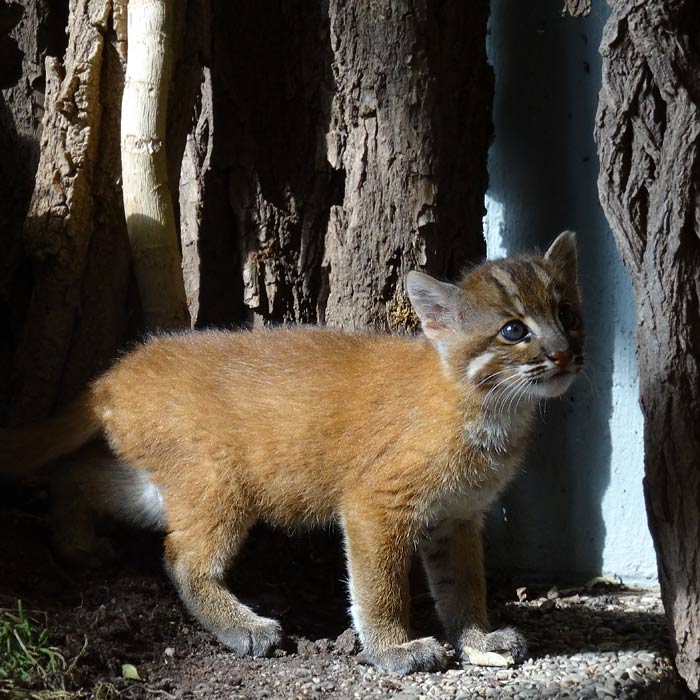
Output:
[
  {"xmin": 341, "ymin": 508, "xmax": 448, "ymax": 674},
  {"xmin": 419, "ymin": 518, "xmax": 526, "ymax": 665}
]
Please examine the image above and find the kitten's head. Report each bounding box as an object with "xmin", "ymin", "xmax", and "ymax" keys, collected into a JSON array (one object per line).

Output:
[{"xmin": 406, "ymin": 231, "xmax": 584, "ymax": 403}]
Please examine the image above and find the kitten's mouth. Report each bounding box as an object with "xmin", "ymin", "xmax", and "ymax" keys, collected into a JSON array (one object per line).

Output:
[
  {"xmin": 529, "ymin": 369, "xmax": 578, "ymax": 398},
  {"xmin": 550, "ymin": 369, "xmax": 571, "ymax": 378},
  {"xmin": 531, "ymin": 368, "xmax": 573, "ymax": 381}
]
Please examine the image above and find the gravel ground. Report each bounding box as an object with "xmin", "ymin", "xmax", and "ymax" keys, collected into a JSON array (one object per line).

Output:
[
  {"xmin": 0, "ymin": 503, "xmax": 688, "ymax": 700},
  {"xmin": 192, "ymin": 585, "xmax": 683, "ymax": 700}
]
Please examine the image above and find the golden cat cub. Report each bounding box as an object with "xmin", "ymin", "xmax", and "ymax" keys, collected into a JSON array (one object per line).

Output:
[{"xmin": 0, "ymin": 232, "xmax": 583, "ymax": 674}]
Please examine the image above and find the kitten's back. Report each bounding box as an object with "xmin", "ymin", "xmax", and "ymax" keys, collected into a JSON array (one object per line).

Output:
[{"xmin": 93, "ymin": 328, "xmax": 466, "ymax": 526}]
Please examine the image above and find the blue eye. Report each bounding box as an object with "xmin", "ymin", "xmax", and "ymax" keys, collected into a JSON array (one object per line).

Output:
[{"xmin": 500, "ymin": 320, "xmax": 529, "ymax": 342}]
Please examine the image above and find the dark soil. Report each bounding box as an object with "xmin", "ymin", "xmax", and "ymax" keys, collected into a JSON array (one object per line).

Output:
[
  {"xmin": 0, "ymin": 484, "xmax": 368, "ymax": 699},
  {"xmin": 0, "ymin": 486, "xmax": 684, "ymax": 700}
]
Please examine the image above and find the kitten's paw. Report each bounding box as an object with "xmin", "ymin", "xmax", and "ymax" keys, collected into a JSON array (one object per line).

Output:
[
  {"xmin": 367, "ymin": 636, "xmax": 449, "ymax": 675},
  {"xmin": 460, "ymin": 626, "xmax": 527, "ymax": 666},
  {"xmin": 216, "ymin": 616, "xmax": 283, "ymax": 657}
]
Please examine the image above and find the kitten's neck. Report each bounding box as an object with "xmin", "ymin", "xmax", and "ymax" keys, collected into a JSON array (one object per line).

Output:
[
  {"xmin": 418, "ymin": 337, "xmax": 538, "ymax": 458},
  {"xmin": 463, "ymin": 399, "xmax": 537, "ymax": 458}
]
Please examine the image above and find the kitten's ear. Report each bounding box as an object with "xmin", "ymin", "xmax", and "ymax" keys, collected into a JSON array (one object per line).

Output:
[
  {"xmin": 406, "ymin": 271, "xmax": 465, "ymax": 342},
  {"xmin": 545, "ymin": 230, "xmax": 578, "ymax": 278}
]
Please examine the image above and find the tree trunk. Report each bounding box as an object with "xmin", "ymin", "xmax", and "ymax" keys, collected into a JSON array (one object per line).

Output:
[
  {"xmin": 595, "ymin": 1, "xmax": 700, "ymax": 694},
  {"xmin": 0, "ymin": 0, "xmax": 68, "ymax": 418},
  {"xmin": 5, "ymin": 0, "xmax": 494, "ymax": 405},
  {"xmin": 0, "ymin": 1, "xmax": 23, "ymax": 89},
  {"xmin": 185, "ymin": 0, "xmax": 492, "ymax": 329},
  {"xmin": 4, "ymin": 0, "xmax": 206, "ymax": 422},
  {"xmin": 121, "ymin": 0, "xmax": 190, "ymax": 330},
  {"xmin": 4, "ymin": 0, "xmax": 494, "ymax": 422},
  {"xmin": 8, "ymin": 0, "xmax": 131, "ymax": 424}
]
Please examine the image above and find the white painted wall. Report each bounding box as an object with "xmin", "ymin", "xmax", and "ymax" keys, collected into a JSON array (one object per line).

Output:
[{"xmin": 483, "ymin": 0, "xmax": 657, "ymax": 584}]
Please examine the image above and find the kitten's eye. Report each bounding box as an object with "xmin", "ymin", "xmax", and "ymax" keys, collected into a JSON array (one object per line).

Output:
[
  {"xmin": 500, "ymin": 320, "xmax": 530, "ymax": 342},
  {"xmin": 558, "ymin": 303, "xmax": 578, "ymax": 331}
]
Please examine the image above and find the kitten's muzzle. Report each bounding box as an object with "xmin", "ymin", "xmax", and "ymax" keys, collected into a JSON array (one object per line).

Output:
[{"xmin": 546, "ymin": 350, "xmax": 573, "ymax": 369}]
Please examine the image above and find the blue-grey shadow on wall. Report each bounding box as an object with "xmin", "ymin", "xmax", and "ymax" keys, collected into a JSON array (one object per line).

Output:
[{"xmin": 483, "ymin": 0, "xmax": 623, "ymax": 583}]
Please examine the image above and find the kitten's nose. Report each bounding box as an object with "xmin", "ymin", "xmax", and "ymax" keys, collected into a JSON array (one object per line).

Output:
[{"xmin": 547, "ymin": 351, "xmax": 572, "ymax": 368}]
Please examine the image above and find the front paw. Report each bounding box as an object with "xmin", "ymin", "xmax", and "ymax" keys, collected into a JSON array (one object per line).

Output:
[
  {"xmin": 366, "ymin": 636, "xmax": 449, "ymax": 675},
  {"xmin": 460, "ymin": 626, "xmax": 526, "ymax": 666},
  {"xmin": 215, "ymin": 616, "xmax": 283, "ymax": 657}
]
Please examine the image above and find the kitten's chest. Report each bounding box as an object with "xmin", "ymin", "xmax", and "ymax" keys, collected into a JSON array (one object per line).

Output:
[
  {"xmin": 421, "ymin": 454, "xmax": 520, "ymax": 526},
  {"xmin": 419, "ymin": 408, "xmax": 534, "ymax": 526}
]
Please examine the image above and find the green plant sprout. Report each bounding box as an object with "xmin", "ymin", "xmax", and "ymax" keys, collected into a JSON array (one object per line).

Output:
[{"xmin": 0, "ymin": 600, "xmax": 65, "ymax": 683}]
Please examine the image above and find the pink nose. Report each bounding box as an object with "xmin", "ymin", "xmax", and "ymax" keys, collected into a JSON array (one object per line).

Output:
[{"xmin": 548, "ymin": 351, "xmax": 572, "ymax": 368}]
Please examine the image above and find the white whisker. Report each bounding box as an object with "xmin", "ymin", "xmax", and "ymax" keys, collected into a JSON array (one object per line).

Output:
[
  {"xmin": 496, "ymin": 374, "xmax": 528, "ymax": 418},
  {"xmin": 475, "ymin": 367, "xmax": 520, "ymax": 388},
  {"xmin": 512, "ymin": 378, "xmax": 534, "ymax": 416},
  {"xmin": 506, "ymin": 376, "xmax": 532, "ymax": 418},
  {"xmin": 490, "ymin": 374, "xmax": 522, "ymax": 412},
  {"xmin": 481, "ymin": 371, "xmax": 521, "ymax": 409},
  {"xmin": 502, "ymin": 378, "xmax": 522, "ymax": 418}
]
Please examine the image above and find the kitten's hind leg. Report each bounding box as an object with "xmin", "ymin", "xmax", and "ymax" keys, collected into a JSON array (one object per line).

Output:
[
  {"xmin": 50, "ymin": 463, "xmax": 99, "ymax": 566},
  {"xmin": 164, "ymin": 500, "xmax": 282, "ymax": 657},
  {"xmin": 419, "ymin": 518, "xmax": 526, "ymax": 664},
  {"xmin": 51, "ymin": 441, "xmax": 166, "ymax": 566},
  {"xmin": 50, "ymin": 441, "xmax": 119, "ymax": 566},
  {"xmin": 342, "ymin": 507, "xmax": 448, "ymax": 674}
]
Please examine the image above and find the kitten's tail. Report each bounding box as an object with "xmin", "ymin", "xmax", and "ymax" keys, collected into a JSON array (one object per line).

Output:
[{"xmin": 0, "ymin": 393, "xmax": 102, "ymax": 479}]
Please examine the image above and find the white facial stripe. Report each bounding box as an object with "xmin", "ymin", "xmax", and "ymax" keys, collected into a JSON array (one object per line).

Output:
[
  {"xmin": 532, "ymin": 262, "xmax": 553, "ymax": 289},
  {"xmin": 523, "ymin": 316, "xmax": 543, "ymax": 336},
  {"xmin": 512, "ymin": 297, "xmax": 526, "ymax": 316},
  {"xmin": 466, "ymin": 352, "xmax": 495, "ymax": 380},
  {"xmin": 490, "ymin": 268, "xmax": 525, "ymax": 315}
]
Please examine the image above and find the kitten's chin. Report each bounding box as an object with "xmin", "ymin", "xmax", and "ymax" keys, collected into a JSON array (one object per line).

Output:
[{"xmin": 529, "ymin": 372, "xmax": 577, "ymax": 399}]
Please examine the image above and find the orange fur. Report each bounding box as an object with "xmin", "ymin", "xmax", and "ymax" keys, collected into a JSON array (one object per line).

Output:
[{"xmin": 0, "ymin": 232, "xmax": 584, "ymax": 674}]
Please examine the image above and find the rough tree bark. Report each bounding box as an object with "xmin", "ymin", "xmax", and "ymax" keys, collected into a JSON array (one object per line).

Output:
[
  {"xmin": 172, "ymin": 0, "xmax": 494, "ymax": 628},
  {"xmin": 0, "ymin": 0, "xmax": 67, "ymax": 417},
  {"xmin": 0, "ymin": 1, "xmax": 23, "ymax": 89},
  {"xmin": 595, "ymin": 1, "xmax": 700, "ymax": 694},
  {"xmin": 184, "ymin": 0, "xmax": 492, "ymax": 329},
  {"xmin": 8, "ymin": 0, "xmax": 132, "ymax": 424},
  {"xmin": 4, "ymin": 0, "xmax": 204, "ymax": 423},
  {"xmin": 5, "ymin": 0, "xmax": 493, "ymax": 418}
]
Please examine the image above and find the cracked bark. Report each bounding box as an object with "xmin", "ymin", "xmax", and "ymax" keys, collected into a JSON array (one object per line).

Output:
[
  {"xmin": 8, "ymin": 0, "xmax": 131, "ymax": 423},
  {"xmin": 0, "ymin": 0, "xmax": 66, "ymax": 417},
  {"xmin": 5, "ymin": 0, "xmax": 493, "ymax": 416},
  {"xmin": 185, "ymin": 0, "xmax": 492, "ymax": 330},
  {"xmin": 595, "ymin": 1, "xmax": 700, "ymax": 694},
  {"xmin": 5, "ymin": 0, "xmax": 204, "ymax": 422}
]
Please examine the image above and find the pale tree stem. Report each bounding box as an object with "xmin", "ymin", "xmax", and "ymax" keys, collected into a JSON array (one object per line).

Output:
[{"xmin": 121, "ymin": 0, "xmax": 190, "ymax": 330}]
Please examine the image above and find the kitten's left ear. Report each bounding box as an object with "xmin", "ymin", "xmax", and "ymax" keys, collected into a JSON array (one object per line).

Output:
[
  {"xmin": 406, "ymin": 271, "xmax": 465, "ymax": 342},
  {"xmin": 545, "ymin": 230, "xmax": 578, "ymax": 279}
]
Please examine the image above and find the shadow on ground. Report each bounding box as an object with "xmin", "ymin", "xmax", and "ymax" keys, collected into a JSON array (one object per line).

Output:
[{"xmin": 0, "ymin": 502, "xmax": 681, "ymax": 699}]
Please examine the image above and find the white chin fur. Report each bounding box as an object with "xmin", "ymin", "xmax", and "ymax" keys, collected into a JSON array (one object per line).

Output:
[{"xmin": 529, "ymin": 372, "xmax": 577, "ymax": 399}]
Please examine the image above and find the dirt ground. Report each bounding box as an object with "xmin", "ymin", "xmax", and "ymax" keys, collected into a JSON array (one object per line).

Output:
[{"xmin": 0, "ymin": 487, "xmax": 683, "ymax": 700}]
